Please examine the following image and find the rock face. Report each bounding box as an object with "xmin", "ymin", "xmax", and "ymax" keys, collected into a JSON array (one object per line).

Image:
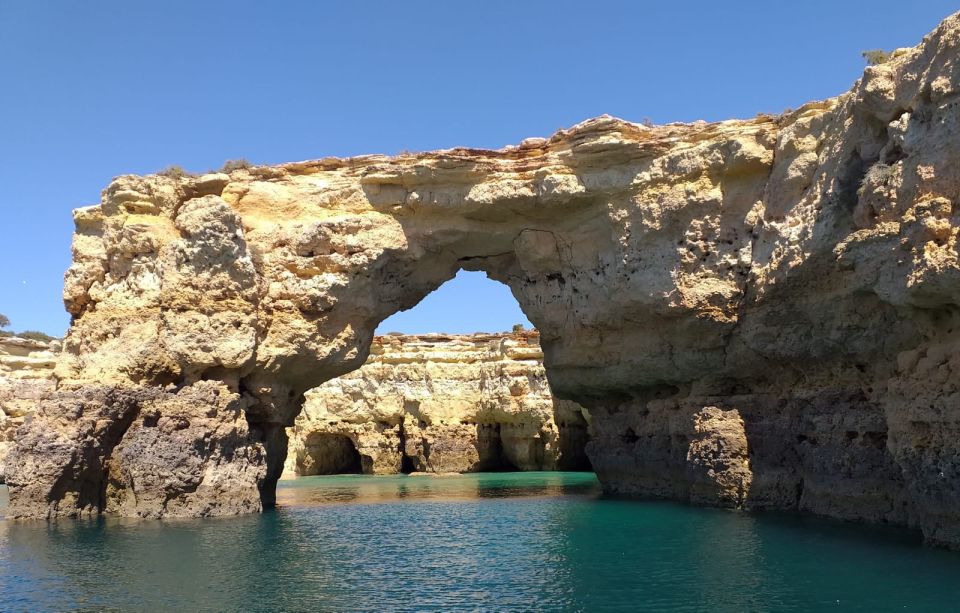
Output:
[
  {"xmin": 9, "ymin": 14, "xmax": 960, "ymax": 547},
  {"xmin": 10, "ymin": 382, "xmax": 264, "ymax": 518},
  {"xmin": 284, "ymin": 331, "xmax": 591, "ymax": 477},
  {"xmin": 0, "ymin": 336, "xmax": 58, "ymax": 481}
]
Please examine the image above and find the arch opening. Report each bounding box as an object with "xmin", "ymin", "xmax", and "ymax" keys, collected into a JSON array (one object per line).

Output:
[
  {"xmin": 279, "ymin": 270, "xmax": 595, "ymax": 484},
  {"xmin": 377, "ymin": 270, "xmax": 532, "ymax": 335}
]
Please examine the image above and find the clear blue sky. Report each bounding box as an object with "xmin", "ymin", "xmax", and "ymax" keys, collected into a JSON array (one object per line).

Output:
[{"xmin": 1, "ymin": 1, "xmax": 956, "ymax": 335}]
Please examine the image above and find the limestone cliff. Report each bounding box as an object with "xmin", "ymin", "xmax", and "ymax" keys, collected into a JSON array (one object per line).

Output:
[
  {"xmin": 8, "ymin": 14, "xmax": 960, "ymax": 547},
  {"xmin": 284, "ymin": 331, "xmax": 590, "ymax": 476},
  {"xmin": 0, "ymin": 336, "xmax": 58, "ymax": 481}
]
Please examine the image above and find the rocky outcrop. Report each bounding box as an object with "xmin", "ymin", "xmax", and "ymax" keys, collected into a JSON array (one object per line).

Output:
[
  {"xmin": 9, "ymin": 14, "xmax": 960, "ymax": 547},
  {"xmin": 0, "ymin": 336, "xmax": 58, "ymax": 481},
  {"xmin": 10, "ymin": 382, "xmax": 264, "ymax": 518},
  {"xmin": 284, "ymin": 331, "xmax": 591, "ymax": 477}
]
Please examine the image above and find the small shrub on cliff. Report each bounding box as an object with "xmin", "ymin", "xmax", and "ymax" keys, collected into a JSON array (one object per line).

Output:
[
  {"xmin": 18, "ymin": 330, "xmax": 56, "ymax": 343},
  {"xmin": 858, "ymin": 163, "xmax": 893, "ymax": 198},
  {"xmin": 156, "ymin": 165, "xmax": 193, "ymax": 179},
  {"xmin": 861, "ymin": 49, "xmax": 891, "ymax": 66},
  {"xmin": 511, "ymin": 323, "xmax": 526, "ymax": 333},
  {"xmin": 0, "ymin": 314, "xmax": 57, "ymax": 341},
  {"xmin": 219, "ymin": 158, "xmax": 253, "ymax": 173},
  {"xmin": 17, "ymin": 330, "xmax": 57, "ymax": 343}
]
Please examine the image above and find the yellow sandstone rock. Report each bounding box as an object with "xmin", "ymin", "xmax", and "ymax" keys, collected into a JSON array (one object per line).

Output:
[
  {"xmin": 283, "ymin": 331, "xmax": 590, "ymax": 477},
  {"xmin": 0, "ymin": 336, "xmax": 58, "ymax": 481}
]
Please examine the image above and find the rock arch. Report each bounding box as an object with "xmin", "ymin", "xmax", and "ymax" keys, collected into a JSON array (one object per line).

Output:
[{"xmin": 7, "ymin": 15, "xmax": 960, "ymax": 547}]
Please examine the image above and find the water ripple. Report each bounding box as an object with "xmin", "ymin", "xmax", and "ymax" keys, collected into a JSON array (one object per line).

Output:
[{"xmin": 1, "ymin": 473, "xmax": 959, "ymax": 611}]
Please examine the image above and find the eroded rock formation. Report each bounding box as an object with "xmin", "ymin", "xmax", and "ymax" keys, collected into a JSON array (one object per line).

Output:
[
  {"xmin": 0, "ymin": 336, "xmax": 58, "ymax": 481},
  {"xmin": 284, "ymin": 331, "xmax": 591, "ymax": 476},
  {"xmin": 8, "ymin": 14, "xmax": 960, "ymax": 546}
]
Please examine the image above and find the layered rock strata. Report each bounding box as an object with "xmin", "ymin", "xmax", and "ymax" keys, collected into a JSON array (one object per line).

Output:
[
  {"xmin": 8, "ymin": 15, "xmax": 960, "ymax": 547},
  {"xmin": 0, "ymin": 336, "xmax": 58, "ymax": 481},
  {"xmin": 284, "ymin": 331, "xmax": 591, "ymax": 477}
]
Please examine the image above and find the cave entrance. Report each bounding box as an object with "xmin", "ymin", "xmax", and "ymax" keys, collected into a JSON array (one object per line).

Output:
[
  {"xmin": 297, "ymin": 433, "xmax": 364, "ymax": 476},
  {"xmin": 476, "ymin": 423, "xmax": 522, "ymax": 472},
  {"xmin": 400, "ymin": 453, "xmax": 417, "ymax": 474},
  {"xmin": 557, "ymin": 416, "xmax": 594, "ymax": 472}
]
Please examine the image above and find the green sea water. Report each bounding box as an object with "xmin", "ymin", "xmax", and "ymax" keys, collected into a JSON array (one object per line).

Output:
[{"xmin": 2, "ymin": 473, "xmax": 959, "ymax": 611}]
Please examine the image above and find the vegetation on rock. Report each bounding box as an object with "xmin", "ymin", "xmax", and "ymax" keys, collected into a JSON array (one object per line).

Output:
[
  {"xmin": 219, "ymin": 158, "xmax": 253, "ymax": 173},
  {"xmin": 862, "ymin": 49, "xmax": 891, "ymax": 65},
  {"xmin": 156, "ymin": 165, "xmax": 193, "ymax": 179}
]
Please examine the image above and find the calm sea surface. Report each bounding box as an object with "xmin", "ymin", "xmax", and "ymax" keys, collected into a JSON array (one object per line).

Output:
[{"xmin": 2, "ymin": 472, "xmax": 959, "ymax": 611}]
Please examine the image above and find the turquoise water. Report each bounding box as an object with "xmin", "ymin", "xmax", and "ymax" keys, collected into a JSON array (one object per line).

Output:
[{"xmin": 2, "ymin": 473, "xmax": 960, "ymax": 611}]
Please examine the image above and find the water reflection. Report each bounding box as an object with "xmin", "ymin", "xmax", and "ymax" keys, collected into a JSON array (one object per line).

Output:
[{"xmin": 275, "ymin": 471, "xmax": 601, "ymax": 507}]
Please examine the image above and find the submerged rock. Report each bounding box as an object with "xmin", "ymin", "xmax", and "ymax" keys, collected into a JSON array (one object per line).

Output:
[{"xmin": 8, "ymin": 13, "xmax": 960, "ymax": 548}]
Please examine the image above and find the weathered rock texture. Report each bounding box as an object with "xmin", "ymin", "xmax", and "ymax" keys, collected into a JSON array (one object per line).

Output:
[
  {"xmin": 0, "ymin": 336, "xmax": 58, "ymax": 481},
  {"xmin": 284, "ymin": 331, "xmax": 591, "ymax": 477},
  {"xmin": 9, "ymin": 15, "xmax": 960, "ymax": 547}
]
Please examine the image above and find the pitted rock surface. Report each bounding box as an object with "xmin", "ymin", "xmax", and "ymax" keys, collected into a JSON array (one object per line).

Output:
[{"xmin": 0, "ymin": 336, "xmax": 58, "ymax": 482}]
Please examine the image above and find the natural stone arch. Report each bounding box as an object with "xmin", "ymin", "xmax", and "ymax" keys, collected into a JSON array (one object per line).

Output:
[
  {"xmin": 13, "ymin": 120, "xmax": 770, "ymax": 517},
  {"xmin": 7, "ymin": 15, "xmax": 960, "ymax": 548}
]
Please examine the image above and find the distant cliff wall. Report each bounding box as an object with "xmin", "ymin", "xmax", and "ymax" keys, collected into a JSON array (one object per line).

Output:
[
  {"xmin": 284, "ymin": 331, "xmax": 591, "ymax": 477},
  {"xmin": 0, "ymin": 336, "xmax": 58, "ymax": 481}
]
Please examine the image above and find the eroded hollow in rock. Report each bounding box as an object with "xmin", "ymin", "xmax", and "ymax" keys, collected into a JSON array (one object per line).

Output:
[
  {"xmin": 557, "ymin": 418, "xmax": 593, "ymax": 471},
  {"xmin": 476, "ymin": 424, "xmax": 522, "ymax": 471},
  {"xmin": 399, "ymin": 452, "xmax": 417, "ymax": 474},
  {"xmin": 296, "ymin": 433, "xmax": 364, "ymax": 476}
]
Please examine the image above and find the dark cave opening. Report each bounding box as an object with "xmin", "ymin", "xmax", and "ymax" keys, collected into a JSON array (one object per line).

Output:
[
  {"xmin": 298, "ymin": 433, "xmax": 364, "ymax": 476},
  {"xmin": 557, "ymin": 421, "xmax": 594, "ymax": 471},
  {"xmin": 400, "ymin": 452, "xmax": 417, "ymax": 474},
  {"xmin": 476, "ymin": 424, "xmax": 522, "ymax": 472}
]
